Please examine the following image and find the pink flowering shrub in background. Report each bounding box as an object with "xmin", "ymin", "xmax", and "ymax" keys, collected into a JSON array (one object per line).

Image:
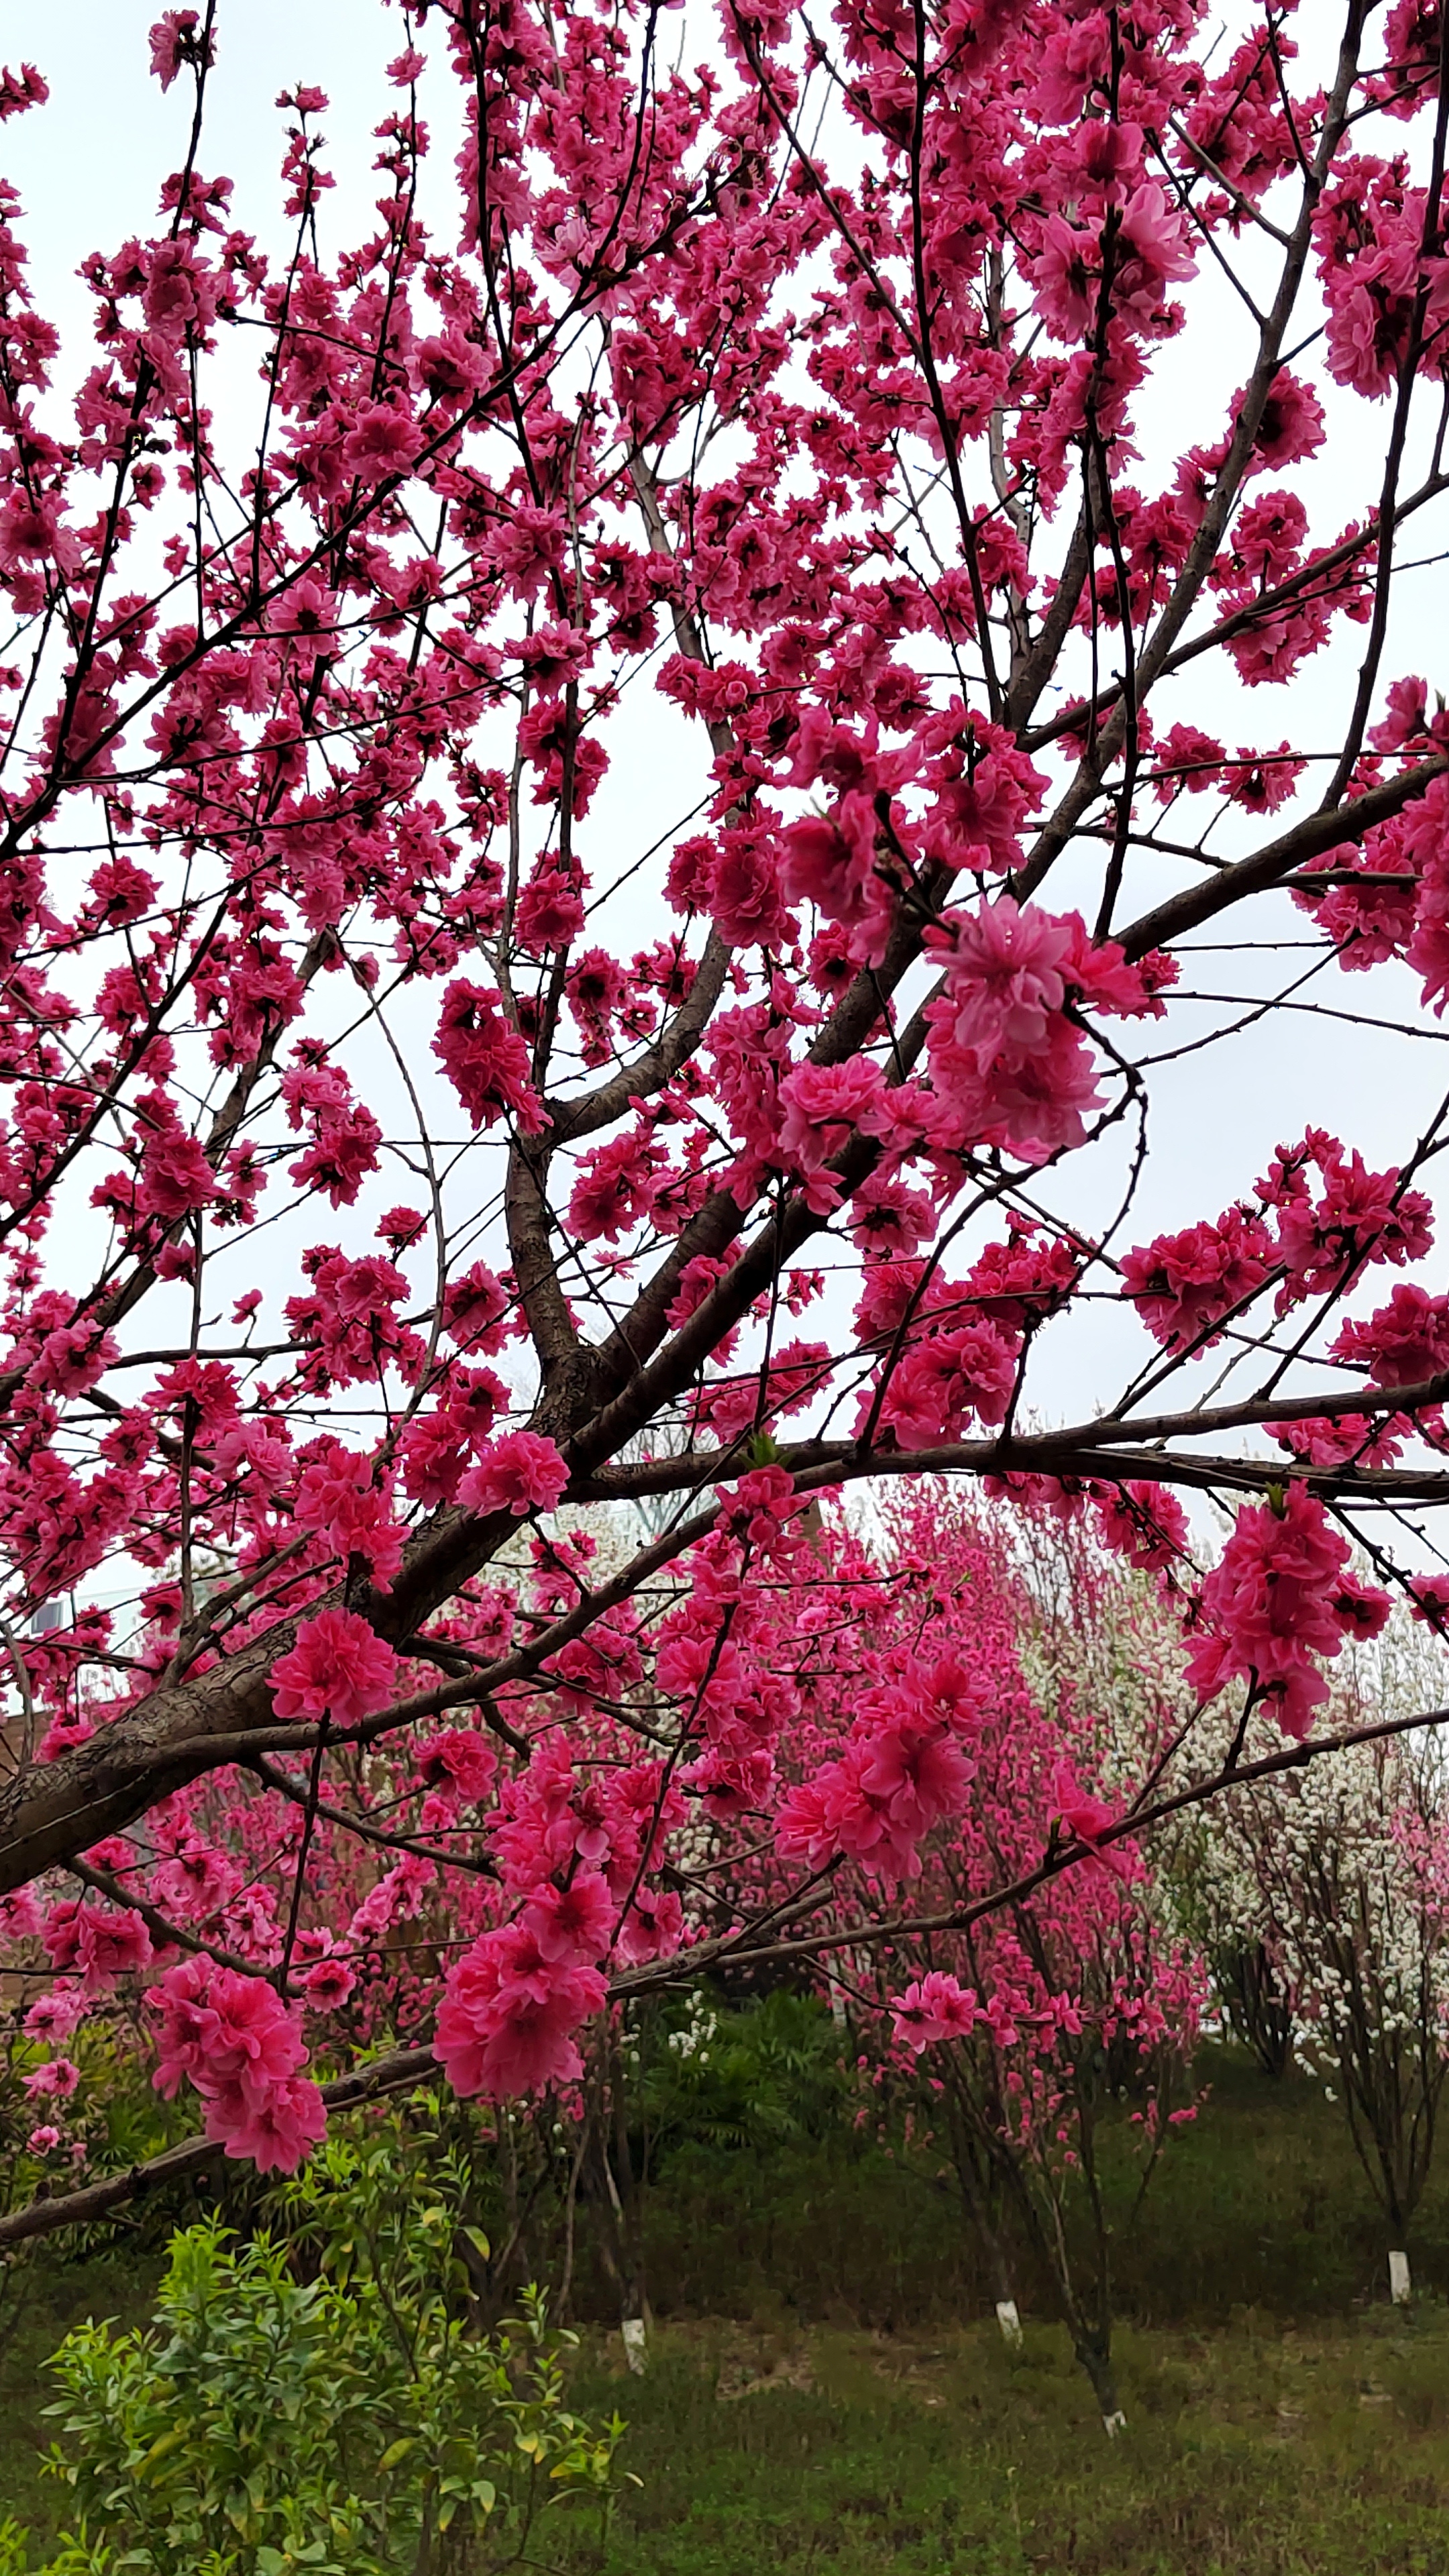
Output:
[{"xmin": 753, "ymin": 1490, "xmax": 1204, "ymax": 2429}]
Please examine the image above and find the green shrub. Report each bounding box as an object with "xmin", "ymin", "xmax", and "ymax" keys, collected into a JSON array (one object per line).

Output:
[
  {"xmin": 5, "ymin": 2121, "xmax": 627, "ymax": 2575},
  {"xmin": 639, "ymin": 1988, "xmax": 849, "ymax": 2165}
]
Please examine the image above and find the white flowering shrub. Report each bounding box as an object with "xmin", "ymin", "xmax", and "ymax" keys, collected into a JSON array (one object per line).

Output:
[{"xmin": 1165, "ymin": 1615, "xmax": 1449, "ymax": 2239}]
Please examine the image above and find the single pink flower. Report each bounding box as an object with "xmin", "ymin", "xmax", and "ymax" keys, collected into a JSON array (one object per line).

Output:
[
  {"xmin": 523, "ymin": 1872, "xmax": 614, "ymax": 1964},
  {"xmin": 1050, "ymin": 1758, "xmax": 1117, "ymax": 1848},
  {"xmin": 23, "ymin": 2056, "xmax": 80, "ymax": 2100},
  {"xmin": 458, "ymin": 1430, "xmax": 569, "ymax": 1518},
  {"xmin": 204, "ymin": 2071, "xmax": 328, "ymax": 2174},
  {"xmin": 891, "ymin": 1970, "xmax": 979, "ymax": 2053},
  {"xmin": 269, "ymin": 1609, "xmax": 399, "ymax": 1727}
]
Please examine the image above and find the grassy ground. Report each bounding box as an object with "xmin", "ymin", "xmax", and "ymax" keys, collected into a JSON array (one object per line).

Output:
[
  {"xmin": 6, "ymin": 2052, "xmax": 1449, "ymax": 2570},
  {"xmin": 570, "ymin": 2307, "xmax": 1449, "ymax": 2575},
  {"xmin": 7, "ymin": 2290, "xmax": 1449, "ymax": 2573}
]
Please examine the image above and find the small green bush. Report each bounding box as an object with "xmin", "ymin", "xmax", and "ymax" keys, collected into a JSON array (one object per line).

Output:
[
  {"xmin": 3, "ymin": 2122, "xmax": 627, "ymax": 2576},
  {"xmin": 640, "ymin": 1988, "xmax": 849, "ymax": 2165}
]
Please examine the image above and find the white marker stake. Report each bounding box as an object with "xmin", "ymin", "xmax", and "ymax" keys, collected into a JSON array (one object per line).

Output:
[
  {"xmin": 995, "ymin": 2300, "xmax": 1023, "ymax": 2349},
  {"xmin": 1389, "ymin": 2250, "xmax": 1411, "ymax": 2306},
  {"xmin": 621, "ymin": 2316, "xmax": 649, "ymax": 2375}
]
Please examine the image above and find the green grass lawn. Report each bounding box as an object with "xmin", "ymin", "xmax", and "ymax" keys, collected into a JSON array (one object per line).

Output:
[
  {"xmin": 6, "ymin": 2051, "xmax": 1449, "ymax": 2572},
  {"xmin": 570, "ymin": 2307, "xmax": 1449, "ymax": 2575}
]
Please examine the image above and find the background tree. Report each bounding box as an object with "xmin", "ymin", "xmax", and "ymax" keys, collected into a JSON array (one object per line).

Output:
[
  {"xmin": 1175, "ymin": 1668, "xmax": 1449, "ymax": 2288},
  {"xmin": 765, "ymin": 1487, "xmax": 1203, "ymax": 2431}
]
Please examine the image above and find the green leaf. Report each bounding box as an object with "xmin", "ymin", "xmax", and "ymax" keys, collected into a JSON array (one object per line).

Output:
[{"xmin": 138, "ymin": 2425, "xmax": 190, "ymax": 2476}]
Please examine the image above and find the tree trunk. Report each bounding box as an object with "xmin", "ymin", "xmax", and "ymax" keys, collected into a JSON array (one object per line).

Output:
[
  {"xmin": 978, "ymin": 2220, "xmax": 1022, "ymax": 2347},
  {"xmin": 946, "ymin": 2097, "xmax": 1021, "ymax": 2341},
  {"xmin": 1077, "ymin": 2337, "xmax": 1126, "ymax": 2435}
]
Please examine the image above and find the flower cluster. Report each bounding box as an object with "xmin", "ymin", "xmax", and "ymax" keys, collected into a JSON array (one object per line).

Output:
[
  {"xmin": 148, "ymin": 1957, "xmax": 326, "ymax": 2173},
  {"xmin": 1185, "ymin": 1486, "xmax": 1389, "ymax": 1739}
]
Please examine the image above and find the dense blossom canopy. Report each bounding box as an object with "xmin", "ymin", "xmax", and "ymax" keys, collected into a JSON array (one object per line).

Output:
[{"xmin": 3, "ymin": 0, "xmax": 1449, "ymax": 2202}]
